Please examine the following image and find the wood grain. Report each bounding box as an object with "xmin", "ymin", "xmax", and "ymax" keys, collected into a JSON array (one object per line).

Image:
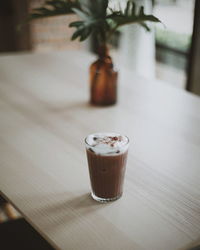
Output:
[{"xmin": 0, "ymin": 50, "xmax": 200, "ymax": 250}]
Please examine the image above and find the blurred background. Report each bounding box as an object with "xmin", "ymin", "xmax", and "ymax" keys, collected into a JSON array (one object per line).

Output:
[
  {"xmin": 0, "ymin": 0, "xmax": 199, "ymax": 95},
  {"xmin": 0, "ymin": 1, "xmax": 200, "ymax": 246}
]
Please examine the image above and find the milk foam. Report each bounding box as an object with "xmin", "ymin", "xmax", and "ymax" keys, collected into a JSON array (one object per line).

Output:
[{"xmin": 85, "ymin": 133, "xmax": 129, "ymax": 155}]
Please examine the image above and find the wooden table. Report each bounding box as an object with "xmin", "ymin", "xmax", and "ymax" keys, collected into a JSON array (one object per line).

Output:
[{"xmin": 0, "ymin": 50, "xmax": 200, "ymax": 250}]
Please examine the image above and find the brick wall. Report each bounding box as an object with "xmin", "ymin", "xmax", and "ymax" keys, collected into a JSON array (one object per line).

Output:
[{"xmin": 30, "ymin": 0, "xmax": 83, "ymax": 52}]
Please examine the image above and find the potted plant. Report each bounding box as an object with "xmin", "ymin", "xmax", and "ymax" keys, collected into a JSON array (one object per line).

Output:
[{"xmin": 29, "ymin": 0, "xmax": 161, "ymax": 106}]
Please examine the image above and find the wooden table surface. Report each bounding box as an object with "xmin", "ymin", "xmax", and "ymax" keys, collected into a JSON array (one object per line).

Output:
[{"xmin": 0, "ymin": 50, "xmax": 200, "ymax": 250}]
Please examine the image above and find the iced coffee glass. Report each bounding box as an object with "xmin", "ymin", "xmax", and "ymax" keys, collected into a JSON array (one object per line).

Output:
[{"xmin": 85, "ymin": 132, "xmax": 129, "ymax": 202}]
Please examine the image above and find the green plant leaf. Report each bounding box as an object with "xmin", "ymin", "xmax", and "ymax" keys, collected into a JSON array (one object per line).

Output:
[
  {"xmin": 106, "ymin": 1, "xmax": 161, "ymax": 31},
  {"xmin": 71, "ymin": 29, "xmax": 83, "ymax": 40},
  {"xmin": 139, "ymin": 22, "xmax": 151, "ymax": 31},
  {"xmin": 139, "ymin": 6, "xmax": 144, "ymax": 16},
  {"xmin": 69, "ymin": 21, "xmax": 84, "ymax": 27},
  {"xmin": 27, "ymin": 0, "xmax": 162, "ymax": 43},
  {"xmin": 79, "ymin": 27, "xmax": 92, "ymax": 41},
  {"xmin": 69, "ymin": 17, "xmax": 106, "ymax": 42},
  {"xmin": 125, "ymin": 1, "xmax": 131, "ymax": 16}
]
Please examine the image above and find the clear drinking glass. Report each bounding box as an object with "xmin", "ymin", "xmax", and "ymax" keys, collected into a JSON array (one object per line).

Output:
[{"xmin": 85, "ymin": 133, "xmax": 129, "ymax": 202}]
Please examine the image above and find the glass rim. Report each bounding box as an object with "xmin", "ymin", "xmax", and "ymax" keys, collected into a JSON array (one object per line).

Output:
[{"xmin": 84, "ymin": 133, "xmax": 130, "ymax": 147}]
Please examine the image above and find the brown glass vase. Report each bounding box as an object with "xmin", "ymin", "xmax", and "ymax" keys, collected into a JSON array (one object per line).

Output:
[{"xmin": 89, "ymin": 46, "xmax": 118, "ymax": 106}]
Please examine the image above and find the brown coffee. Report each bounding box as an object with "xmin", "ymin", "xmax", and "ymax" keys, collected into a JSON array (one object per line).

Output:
[
  {"xmin": 85, "ymin": 133, "xmax": 129, "ymax": 202},
  {"xmin": 86, "ymin": 149, "xmax": 128, "ymax": 199}
]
